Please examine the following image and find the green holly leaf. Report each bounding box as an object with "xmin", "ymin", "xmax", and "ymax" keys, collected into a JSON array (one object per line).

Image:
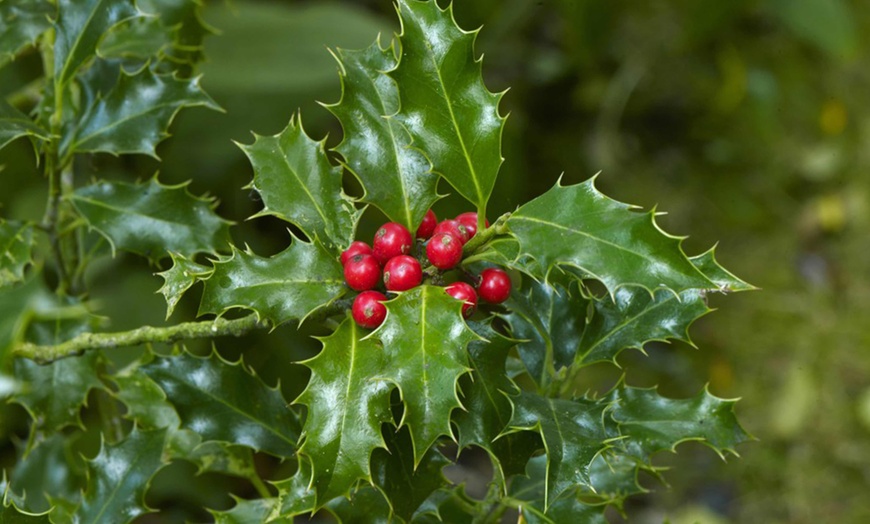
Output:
[
  {"xmin": 582, "ymin": 451, "xmax": 649, "ymax": 508},
  {"xmin": 198, "ymin": 239, "xmax": 346, "ymax": 325},
  {"xmin": 575, "ymin": 288, "xmax": 710, "ymax": 367},
  {"xmin": 76, "ymin": 428, "xmax": 167, "ymax": 524},
  {"xmin": 140, "ymin": 350, "xmax": 301, "ymax": 457},
  {"xmin": 410, "ymin": 487, "xmax": 478, "ymax": 524},
  {"xmin": 240, "ymin": 116, "xmax": 359, "ymax": 253},
  {"xmin": 0, "ymin": 100, "xmax": 49, "ymax": 152},
  {"xmin": 8, "ymin": 434, "xmax": 84, "ymax": 515},
  {"xmin": 62, "ymin": 66, "xmax": 219, "ymax": 157},
  {"xmin": 53, "ymin": 0, "xmax": 141, "ymax": 87},
  {"xmin": 606, "ymin": 385, "xmax": 751, "ymax": 460},
  {"xmin": 690, "ymin": 246, "xmax": 757, "ymax": 292},
  {"xmin": 326, "ymin": 39, "xmax": 438, "ymax": 232},
  {"xmin": 0, "ymin": 220, "xmax": 34, "ymax": 288},
  {"xmin": 270, "ymin": 460, "xmax": 317, "ymax": 519},
  {"xmin": 504, "ymin": 392, "xmax": 609, "ymax": 509},
  {"xmin": 0, "ymin": 0, "xmax": 53, "ymax": 63},
  {"xmin": 211, "ymin": 497, "xmax": 276, "ymax": 524},
  {"xmin": 111, "ymin": 369, "xmax": 180, "ymax": 430},
  {"xmin": 138, "ymin": 0, "xmax": 213, "ymax": 64},
  {"xmin": 507, "ymin": 178, "xmax": 717, "ymax": 295},
  {"xmin": 391, "ymin": 0, "xmax": 505, "ymax": 219},
  {"xmin": 156, "ymin": 252, "xmax": 212, "ymax": 319},
  {"xmin": 97, "ymin": 16, "xmax": 171, "ymax": 61},
  {"xmin": 375, "ymin": 285, "xmax": 475, "ymax": 464},
  {"xmin": 452, "ymin": 321, "xmax": 539, "ymax": 491},
  {"xmin": 69, "ymin": 178, "xmax": 232, "ymax": 262},
  {"xmin": 509, "ymin": 456, "xmax": 607, "ymax": 524},
  {"xmin": 294, "ymin": 317, "xmax": 392, "ymax": 506},
  {"xmin": 325, "ymin": 485, "xmax": 392, "ymax": 524}
]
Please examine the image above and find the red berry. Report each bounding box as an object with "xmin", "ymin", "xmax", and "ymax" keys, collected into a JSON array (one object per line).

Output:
[
  {"xmin": 383, "ymin": 255, "xmax": 422, "ymax": 291},
  {"xmin": 477, "ymin": 268, "xmax": 512, "ymax": 303},
  {"xmin": 433, "ymin": 219, "xmax": 470, "ymax": 245},
  {"xmin": 340, "ymin": 241, "xmax": 372, "ymax": 266},
  {"xmin": 373, "ymin": 222, "xmax": 413, "ymax": 264},
  {"xmin": 426, "ymin": 232, "xmax": 463, "ymax": 269},
  {"xmin": 445, "ymin": 282, "xmax": 477, "ymax": 318},
  {"xmin": 416, "ymin": 209, "xmax": 438, "ymax": 239},
  {"xmin": 455, "ymin": 212, "xmax": 488, "ymax": 239},
  {"xmin": 344, "ymin": 253, "xmax": 381, "ymax": 291},
  {"xmin": 352, "ymin": 291, "xmax": 388, "ymax": 329}
]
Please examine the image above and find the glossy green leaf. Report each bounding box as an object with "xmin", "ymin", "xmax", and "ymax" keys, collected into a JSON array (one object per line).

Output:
[
  {"xmin": 97, "ymin": 16, "xmax": 171, "ymax": 61},
  {"xmin": 375, "ymin": 285, "xmax": 475, "ymax": 464},
  {"xmin": 198, "ymin": 239, "xmax": 346, "ymax": 325},
  {"xmin": 240, "ymin": 116, "xmax": 358, "ymax": 252},
  {"xmin": 452, "ymin": 321, "xmax": 539, "ymax": 491},
  {"xmin": 0, "ymin": 220, "xmax": 34, "ymax": 288},
  {"xmin": 505, "ymin": 392, "xmax": 609, "ymax": 508},
  {"xmin": 295, "ymin": 317, "xmax": 392, "ymax": 506},
  {"xmin": 690, "ymin": 246, "xmax": 756, "ymax": 292},
  {"xmin": 0, "ymin": 0, "xmax": 53, "ymax": 62},
  {"xmin": 11, "ymin": 351, "xmax": 104, "ymax": 431},
  {"xmin": 140, "ymin": 351, "xmax": 301, "ymax": 457},
  {"xmin": 606, "ymin": 385, "xmax": 751, "ymax": 460},
  {"xmin": 53, "ymin": 0, "xmax": 141, "ymax": 87},
  {"xmin": 391, "ymin": 0, "xmax": 505, "ymax": 217},
  {"xmin": 138, "ymin": 0, "xmax": 213, "ymax": 66},
  {"xmin": 76, "ymin": 428, "xmax": 167, "ymax": 524},
  {"xmin": 9, "ymin": 434, "xmax": 84, "ymax": 515},
  {"xmin": 582, "ymin": 451, "xmax": 649, "ymax": 507},
  {"xmin": 211, "ymin": 497, "xmax": 275, "ymax": 524},
  {"xmin": 325, "ymin": 486, "xmax": 392, "ymax": 524},
  {"xmin": 63, "ymin": 66, "xmax": 219, "ymax": 157},
  {"xmin": 507, "ymin": 178, "xmax": 717, "ymax": 295},
  {"xmin": 327, "ymin": 39, "xmax": 438, "ymax": 232},
  {"xmin": 214, "ymin": 460, "xmax": 317, "ymax": 522},
  {"xmin": 509, "ymin": 456, "xmax": 607, "ymax": 524},
  {"xmin": 156, "ymin": 252, "xmax": 212, "ymax": 319},
  {"xmin": 0, "ymin": 99, "xmax": 49, "ymax": 152},
  {"xmin": 0, "ymin": 494, "xmax": 52, "ymax": 524},
  {"xmin": 69, "ymin": 179, "xmax": 232, "ymax": 261},
  {"xmin": 111, "ymin": 370, "xmax": 180, "ymax": 430},
  {"xmin": 576, "ymin": 288, "xmax": 710, "ymax": 367},
  {"xmin": 410, "ymin": 487, "xmax": 478, "ymax": 524}
]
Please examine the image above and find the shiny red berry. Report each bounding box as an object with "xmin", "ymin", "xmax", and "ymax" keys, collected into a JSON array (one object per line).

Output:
[
  {"xmin": 383, "ymin": 255, "xmax": 422, "ymax": 291},
  {"xmin": 352, "ymin": 291, "xmax": 388, "ymax": 329},
  {"xmin": 344, "ymin": 253, "xmax": 381, "ymax": 291},
  {"xmin": 340, "ymin": 241, "xmax": 372, "ymax": 266},
  {"xmin": 445, "ymin": 282, "xmax": 477, "ymax": 318},
  {"xmin": 373, "ymin": 222, "xmax": 413, "ymax": 264},
  {"xmin": 426, "ymin": 232, "xmax": 463, "ymax": 270},
  {"xmin": 455, "ymin": 212, "xmax": 489, "ymax": 239},
  {"xmin": 416, "ymin": 209, "xmax": 438, "ymax": 239},
  {"xmin": 477, "ymin": 268, "xmax": 511, "ymax": 303},
  {"xmin": 433, "ymin": 219, "xmax": 470, "ymax": 245}
]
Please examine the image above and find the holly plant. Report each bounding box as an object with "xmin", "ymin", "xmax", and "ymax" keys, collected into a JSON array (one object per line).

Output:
[{"xmin": 0, "ymin": 0, "xmax": 753, "ymax": 522}]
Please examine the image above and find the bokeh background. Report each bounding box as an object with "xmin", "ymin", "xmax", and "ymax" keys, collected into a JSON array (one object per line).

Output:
[{"xmin": 2, "ymin": 0, "xmax": 869, "ymax": 522}]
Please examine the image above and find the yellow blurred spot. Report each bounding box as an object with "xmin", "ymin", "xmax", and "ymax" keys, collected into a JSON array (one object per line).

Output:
[
  {"xmin": 820, "ymin": 99, "xmax": 847, "ymax": 135},
  {"xmin": 709, "ymin": 356, "xmax": 733, "ymax": 392},
  {"xmin": 815, "ymin": 193, "xmax": 846, "ymax": 232},
  {"xmin": 714, "ymin": 47, "xmax": 746, "ymax": 113}
]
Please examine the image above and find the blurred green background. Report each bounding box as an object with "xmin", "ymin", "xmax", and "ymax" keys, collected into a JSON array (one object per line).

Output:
[{"xmin": 3, "ymin": 0, "xmax": 870, "ymax": 522}]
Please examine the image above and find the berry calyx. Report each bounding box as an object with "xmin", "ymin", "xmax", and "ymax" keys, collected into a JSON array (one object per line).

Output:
[
  {"xmin": 344, "ymin": 253, "xmax": 381, "ymax": 291},
  {"xmin": 426, "ymin": 232, "xmax": 463, "ymax": 270},
  {"xmin": 416, "ymin": 209, "xmax": 438, "ymax": 239},
  {"xmin": 373, "ymin": 222, "xmax": 413, "ymax": 264},
  {"xmin": 455, "ymin": 212, "xmax": 489, "ymax": 239},
  {"xmin": 445, "ymin": 281, "xmax": 477, "ymax": 318},
  {"xmin": 383, "ymin": 255, "xmax": 422, "ymax": 291},
  {"xmin": 477, "ymin": 268, "xmax": 512, "ymax": 303},
  {"xmin": 352, "ymin": 291, "xmax": 388, "ymax": 329},
  {"xmin": 340, "ymin": 241, "xmax": 372, "ymax": 266},
  {"xmin": 433, "ymin": 219, "xmax": 470, "ymax": 245}
]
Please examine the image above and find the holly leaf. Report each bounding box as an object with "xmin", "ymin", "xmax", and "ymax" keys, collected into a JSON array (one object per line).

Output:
[
  {"xmin": 240, "ymin": 116, "xmax": 359, "ymax": 253},
  {"xmin": 391, "ymin": 0, "xmax": 505, "ymax": 218},
  {"xmin": 97, "ymin": 16, "xmax": 171, "ymax": 62},
  {"xmin": 156, "ymin": 252, "xmax": 212, "ymax": 319},
  {"xmin": 504, "ymin": 392, "xmax": 609, "ymax": 509},
  {"xmin": 76, "ymin": 428, "xmax": 167, "ymax": 524},
  {"xmin": 69, "ymin": 178, "xmax": 232, "ymax": 262},
  {"xmin": 8, "ymin": 434, "xmax": 84, "ymax": 515},
  {"xmin": 325, "ymin": 486, "xmax": 392, "ymax": 524},
  {"xmin": 294, "ymin": 317, "xmax": 392, "ymax": 506},
  {"xmin": 111, "ymin": 370, "xmax": 180, "ymax": 430},
  {"xmin": 375, "ymin": 285, "xmax": 475, "ymax": 464},
  {"xmin": 326, "ymin": 39, "xmax": 438, "ymax": 232},
  {"xmin": 198, "ymin": 239, "xmax": 346, "ymax": 325},
  {"xmin": 137, "ymin": 0, "xmax": 213, "ymax": 66},
  {"xmin": 509, "ymin": 456, "xmax": 607, "ymax": 524},
  {"xmin": 140, "ymin": 350, "xmax": 301, "ymax": 458},
  {"xmin": 411, "ymin": 487, "xmax": 478, "ymax": 524},
  {"xmin": 0, "ymin": 0, "xmax": 54, "ymax": 63},
  {"xmin": 0, "ymin": 220, "xmax": 35, "ymax": 288},
  {"xmin": 606, "ymin": 385, "xmax": 751, "ymax": 460},
  {"xmin": 53, "ymin": 0, "xmax": 141, "ymax": 87},
  {"xmin": 0, "ymin": 99, "xmax": 49, "ymax": 152},
  {"xmin": 213, "ymin": 460, "xmax": 317, "ymax": 522},
  {"xmin": 507, "ymin": 178, "xmax": 717, "ymax": 295},
  {"xmin": 582, "ymin": 451, "xmax": 649, "ymax": 508},
  {"xmin": 690, "ymin": 246, "xmax": 756, "ymax": 292},
  {"xmin": 211, "ymin": 497, "xmax": 276, "ymax": 524},
  {"xmin": 62, "ymin": 66, "xmax": 219, "ymax": 157}
]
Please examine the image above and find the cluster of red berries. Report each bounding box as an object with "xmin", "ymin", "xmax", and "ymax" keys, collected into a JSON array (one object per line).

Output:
[{"xmin": 340, "ymin": 210, "xmax": 512, "ymax": 329}]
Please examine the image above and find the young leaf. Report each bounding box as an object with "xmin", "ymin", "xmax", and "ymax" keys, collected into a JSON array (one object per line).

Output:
[
  {"xmin": 198, "ymin": 239, "xmax": 346, "ymax": 325},
  {"xmin": 391, "ymin": 0, "xmax": 505, "ymax": 217},
  {"xmin": 76, "ymin": 428, "xmax": 167, "ymax": 524},
  {"xmin": 69, "ymin": 179, "xmax": 232, "ymax": 261},
  {"xmin": 507, "ymin": 178, "xmax": 717, "ymax": 295},
  {"xmin": 62, "ymin": 66, "xmax": 219, "ymax": 157},
  {"xmin": 0, "ymin": 0, "xmax": 54, "ymax": 62},
  {"xmin": 0, "ymin": 220, "xmax": 34, "ymax": 288},
  {"xmin": 375, "ymin": 285, "xmax": 476, "ymax": 464},
  {"xmin": 294, "ymin": 317, "xmax": 393, "ymax": 506},
  {"xmin": 240, "ymin": 116, "xmax": 358, "ymax": 253},
  {"xmin": 140, "ymin": 351, "xmax": 301, "ymax": 458},
  {"xmin": 0, "ymin": 100, "xmax": 49, "ymax": 152},
  {"xmin": 326, "ymin": 39, "xmax": 438, "ymax": 232},
  {"xmin": 509, "ymin": 456, "xmax": 607, "ymax": 524},
  {"xmin": 156, "ymin": 252, "xmax": 212, "ymax": 319}
]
